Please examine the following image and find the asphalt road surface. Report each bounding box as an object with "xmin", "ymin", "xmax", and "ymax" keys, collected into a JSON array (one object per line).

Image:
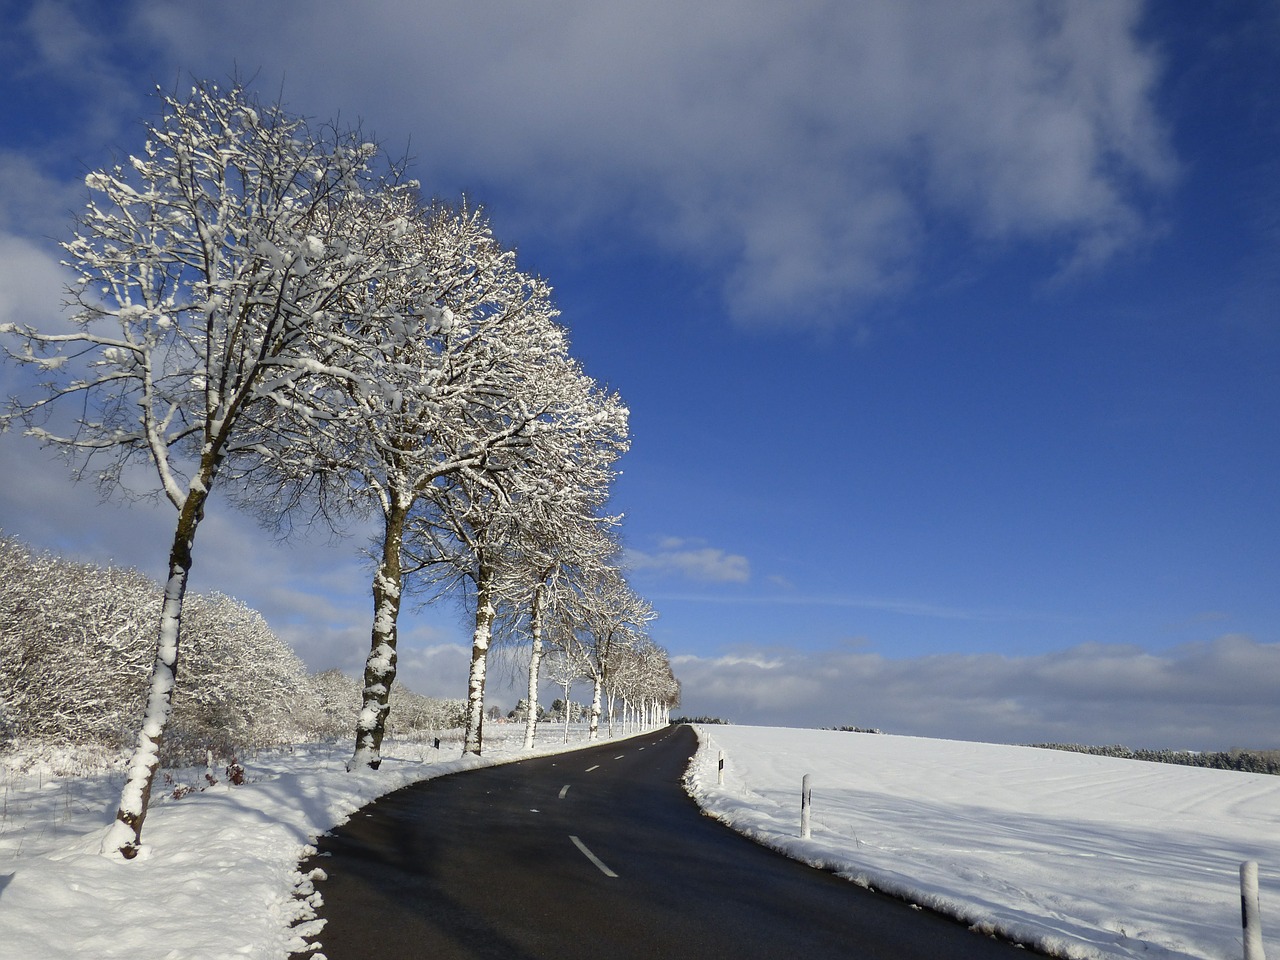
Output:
[{"xmin": 301, "ymin": 725, "xmax": 1038, "ymax": 959}]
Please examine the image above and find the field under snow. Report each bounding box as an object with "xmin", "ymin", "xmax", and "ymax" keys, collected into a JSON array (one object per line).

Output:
[
  {"xmin": 2, "ymin": 724, "xmax": 1277, "ymax": 960},
  {"xmin": 685, "ymin": 725, "xmax": 1280, "ymax": 960}
]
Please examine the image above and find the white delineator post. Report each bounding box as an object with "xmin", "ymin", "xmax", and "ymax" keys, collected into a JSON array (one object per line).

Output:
[
  {"xmin": 801, "ymin": 774, "xmax": 813, "ymax": 839},
  {"xmin": 718, "ymin": 750, "xmax": 725, "ymax": 786},
  {"xmin": 1241, "ymin": 860, "xmax": 1265, "ymax": 960}
]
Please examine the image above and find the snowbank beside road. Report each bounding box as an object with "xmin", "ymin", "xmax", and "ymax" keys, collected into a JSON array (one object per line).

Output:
[
  {"xmin": 0, "ymin": 727, "xmax": 627, "ymax": 960},
  {"xmin": 686, "ymin": 725, "xmax": 1280, "ymax": 960}
]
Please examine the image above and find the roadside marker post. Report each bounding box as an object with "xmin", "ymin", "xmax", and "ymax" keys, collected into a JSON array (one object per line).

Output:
[
  {"xmin": 801, "ymin": 774, "xmax": 813, "ymax": 839},
  {"xmin": 718, "ymin": 750, "xmax": 725, "ymax": 786},
  {"xmin": 1241, "ymin": 860, "xmax": 1264, "ymax": 960}
]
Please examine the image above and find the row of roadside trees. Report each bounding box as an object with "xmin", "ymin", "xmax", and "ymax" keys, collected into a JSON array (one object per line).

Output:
[{"xmin": 0, "ymin": 79, "xmax": 677, "ymax": 858}]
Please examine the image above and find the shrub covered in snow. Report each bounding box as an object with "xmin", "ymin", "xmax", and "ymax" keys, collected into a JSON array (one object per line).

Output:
[
  {"xmin": 303, "ymin": 668, "xmax": 463, "ymax": 742},
  {"xmin": 0, "ymin": 535, "xmax": 320, "ymax": 760},
  {"xmin": 0, "ymin": 693, "xmax": 15, "ymax": 751},
  {"xmin": 0, "ymin": 535, "xmax": 156, "ymax": 745}
]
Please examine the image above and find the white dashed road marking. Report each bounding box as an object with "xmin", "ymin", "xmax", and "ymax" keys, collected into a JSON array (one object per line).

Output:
[{"xmin": 570, "ymin": 835, "xmax": 618, "ymax": 878}]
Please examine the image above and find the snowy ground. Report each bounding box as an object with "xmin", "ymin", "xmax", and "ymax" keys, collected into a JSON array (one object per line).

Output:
[
  {"xmin": 686, "ymin": 725, "xmax": 1280, "ymax": 960},
  {"xmin": 0, "ymin": 724, "xmax": 630, "ymax": 960},
  {"xmin": 4, "ymin": 724, "xmax": 1277, "ymax": 960}
]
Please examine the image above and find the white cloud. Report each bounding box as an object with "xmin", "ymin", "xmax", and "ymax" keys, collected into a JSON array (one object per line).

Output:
[
  {"xmin": 0, "ymin": 155, "xmax": 81, "ymax": 347},
  {"xmin": 627, "ymin": 537, "xmax": 751, "ymax": 583},
  {"xmin": 0, "ymin": 152, "xmax": 84, "ymax": 238},
  {"xmin": 0, "ymin": 234, "xmax": 69, "ymax": 345},
  {"xmin": 672, "ymin": 635, "xmax": 1280, "ymax": 750},
  {"xmin": 131, "ymin": 0, "xmax": 1175, "ymax": 325},
  {"xmin": 2, "ymin": 2, "xmax": 146, "ymax": 152}
]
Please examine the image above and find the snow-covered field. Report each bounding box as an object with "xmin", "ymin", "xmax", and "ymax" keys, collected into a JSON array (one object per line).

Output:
[
  {"xmin": 686, "ymin": 725, "xmax": 1280, "ymax": 960},
  {"xmin": 3, "ymin": 724, "xmax": 1277, "ymax": 960},
  {"xmin": 0, "ymin": 725, "xmax": 623, "ymax": 960}
]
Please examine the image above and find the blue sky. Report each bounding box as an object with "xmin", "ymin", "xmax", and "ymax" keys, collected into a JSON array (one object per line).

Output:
[{"xmin": 1, "ymin": 1, "xmax": 1278, "ymax": 748}]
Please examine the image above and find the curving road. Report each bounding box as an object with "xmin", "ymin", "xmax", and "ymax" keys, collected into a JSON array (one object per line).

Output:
[{"xmin": 301, "ymin": 725, "xmax": 1037, "ymax": 959}]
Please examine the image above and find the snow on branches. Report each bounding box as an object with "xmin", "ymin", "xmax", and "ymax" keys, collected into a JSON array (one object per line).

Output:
[
  {"xmin": 0, "ymin": 78, "xmax": 673, "ymax": 853},
  {"xmin": 0, "ymin": 79, "xmax": 431, "ymax": 857}
]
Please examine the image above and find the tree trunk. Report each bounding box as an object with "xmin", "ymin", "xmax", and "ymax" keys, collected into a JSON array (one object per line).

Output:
[
  {"xmin": 589, "ymin": 675, "xmax": 603, "ymax": 742},
  {"xmin": 348, "ymin": 501, "xmax": 407, "ymax": 771},
  {"xmin": 462, "ymin": 562, "xmax": 496, "ymax": 755},
  {"xmin": 102, "ymin": 486, "xmax": 205, "ymax": 859},
  {"xmin": 522, "ymin": 582, "xmax": 546, "ymax": 750},
  {"xmin": 561, "ymin": 678, "xmax": 572, "ymax": 743}
]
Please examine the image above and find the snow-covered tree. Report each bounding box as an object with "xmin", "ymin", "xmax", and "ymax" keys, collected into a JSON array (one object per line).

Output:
[
  {"xmin": 512, "ymin": 512, "xmax": 624, "ymax": 750},
  {"xmin": 307, "ymin": 669, "xmax": 363, "ymax": 741},
  {"xmin": 543, "ymin": 644, "xmax": 591, "ymax": 744},
  {"xmin": 0, "ymin": 81, "xmax": 409, "ymax": 857},
  {"xmin": 607, "ymin": 637, "xmax": 679, "ymax": 732},
  {"xmin": 406, "ymin": 352, "xmax": 628, "ymax": 755},
  {"xmin": 170, "ymin": 592, "xmax": 315, "ymax": 759},
  {"xmin": 302, "ymin": 668, "xmax": 462, "ymax": 741},
  {"xmin": 574, "ymin": 564, "xmax": 656, "ymax": 741},
  {"xmin": 250, "ymin": 192, "xmax": 590, "ymax": 770}
]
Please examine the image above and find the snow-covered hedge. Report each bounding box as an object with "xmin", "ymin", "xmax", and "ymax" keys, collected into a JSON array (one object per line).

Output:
[
  {"xmin": 308, "ymin": 668, "xmax": 465, "ymax": 741},
  {"xmin": 0, "ymin": 535, "xmax": 471, "ymax": 757},
  {"xmin": 0, "ymin": 534, "xmax": 456, "ymax": 761},
  {"xmin": 0, "ymin": 535, "xmax": 157, "ymax": 746}
]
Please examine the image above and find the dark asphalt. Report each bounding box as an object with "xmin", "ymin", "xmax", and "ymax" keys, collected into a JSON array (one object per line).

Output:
[{"xmin": 300, "ymin": 725, "xmax": 1039, "ymax": 959}]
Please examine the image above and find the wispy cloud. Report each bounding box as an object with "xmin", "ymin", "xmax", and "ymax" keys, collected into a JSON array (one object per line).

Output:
[
  {"xmin": 626, "ymin": 537, "xmax": 751, "ymax": 584},
  {"xmin": 648, "ymin": 589, "xmax": 1051, "ymax": 623},
  {"xmin": 672, "ymin": 634, "xmax": 1280, "ymax": 750}
]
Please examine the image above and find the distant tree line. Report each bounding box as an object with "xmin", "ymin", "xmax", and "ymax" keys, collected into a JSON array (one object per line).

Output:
[
  {"xmin": 671, "ymin": 715, "xmax": 732, "ymax": 725},
  {"xmin": 826, "ymin": 725, "xmax": 884, "ymax": 734},
  {"xmin": 1028, "ymin": 742, "xmax": 1280, "ymax": 776}
]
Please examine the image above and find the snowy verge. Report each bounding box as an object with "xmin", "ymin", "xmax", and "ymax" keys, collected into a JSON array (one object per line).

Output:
[
  {"xmin": 684, "ymin": 724, "xmax": 1280, "ymax": 960},
  {"xmin": 0, "ymin": 726, "xmax": 648, "ymax": 960}
]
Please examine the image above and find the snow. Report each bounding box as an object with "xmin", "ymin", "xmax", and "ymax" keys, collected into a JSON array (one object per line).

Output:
[
  {"xmin": 5, "ymin": 724, "xmax": 1277, "ymax": 959},
  {"xmin": 0, "ymin": 726, "xmax": 627, "ymax": 960},
  {"xmin": 686, "ymin": 725, "xmax": 1280, "ymax": 960}
]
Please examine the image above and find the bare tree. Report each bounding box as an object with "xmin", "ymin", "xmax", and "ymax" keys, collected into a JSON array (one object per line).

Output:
[
  {"xmin": 542, "ymin": 639, "xmax": 591, "ymax": 743},
  {"xmin": 513, "ymin": 513, "xmax": 623, "ymax": 750},
  {"xmin": 253, "ymin": 193, "xmax": 585, "ymax": 770},
  {"xmin": 0, "ymin": 81, "xmax": 403, "ymax": 857},
  {"xmin": 608, "ymin": 637, "xmax": 678, "ymax": 732},
  {"xmin": 407, "ymin": 355, "xmax": 628, "ymax": 755}
]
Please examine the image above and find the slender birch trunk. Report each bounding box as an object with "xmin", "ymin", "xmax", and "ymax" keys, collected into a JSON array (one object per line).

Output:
[
  {"xmin": 463, "ymin": 562, "xmax": 496, "ymax": 755},
  {"xmin": 349, "ymin": 500, "xmax": 408, "ymax": 771},
  {"xmin": 589, "ymin": 675, "xmax": 603, "ymax": 741},
  {"xmin": 103, "ymin": 484, "xmax": 207, "ymax": 858},
  {"xmin": 522, "ymin": 582, "xmax": 546, "ymax": 750},
  {"xmin": 561, "ymin": 678, "xmax": 573, "ymax": 743}
]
